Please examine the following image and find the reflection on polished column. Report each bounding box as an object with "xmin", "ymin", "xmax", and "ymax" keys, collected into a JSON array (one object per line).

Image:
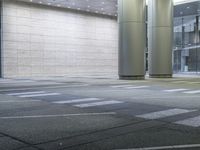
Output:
[
  {"xmin": 148, "ymin": 0, "xmax": 173, "ymax": 78},
  {"xmin": 118, "ymin": 0, "xmax": 146, "ymax": 80},
  {"xmin": 0, "ymin": 0, "xmax": 2, "ymax": 78}
]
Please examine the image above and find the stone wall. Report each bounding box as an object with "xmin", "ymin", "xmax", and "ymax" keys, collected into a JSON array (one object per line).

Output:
[{"xmin": 1, "ymin": 0, "xmax": 118, "ymax": 77}]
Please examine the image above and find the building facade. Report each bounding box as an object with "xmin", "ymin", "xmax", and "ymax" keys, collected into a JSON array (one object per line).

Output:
[
  {"xmin": 0, "ymin": 0, "xmax": 200, "ymax": 78},
  {"xmin": 173, "ymin": 1, "xmax": 200, "ymax": 74},
  {"xmin": 0, "ymin": 0, "xmax": 118, "ymax": 78}
]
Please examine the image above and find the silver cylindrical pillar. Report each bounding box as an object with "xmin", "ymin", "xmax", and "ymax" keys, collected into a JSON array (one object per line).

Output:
[
  {"xmin": 118, "ymin": 0, "xmax": 146, "ymax": 80},
  {"xmin": 148, "ymin": 0, "xmax": 173, "ymax": 78}
]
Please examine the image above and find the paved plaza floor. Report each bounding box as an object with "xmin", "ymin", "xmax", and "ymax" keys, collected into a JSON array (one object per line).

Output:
[{"xmin": 0, "ymin": 75, "xmax": 200, "ymax": 150}]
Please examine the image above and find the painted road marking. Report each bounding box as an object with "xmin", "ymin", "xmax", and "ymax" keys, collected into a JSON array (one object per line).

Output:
[
  {"xmin": 116, "ymin": 144, "xmax": 200, "ymax": 150},
  {"xmin": 53, "ymin": 98, "xmax": 101, "ymax": 104},
  {"xmin": 136, "ymin": 109, "xmax": 195, "ymax": 120},
  {"xmin": 171, "ymin": 81, "xmax": 190, "ymax": 84},
  {"xmin": 124, "ymin": 86, "xmax": 149, "ymax": 89},
  {"xmin": 183, "ymin": 90, "xmax": 200, "ymax": 94},
  {"xmin": 170, "ymin": 81, "xmax": 200, "ymax": 84},
  {"xmin": 110, "ymin": 80, "xmax": 150, "ymax": 85},
  {"xmin": 175, "ymin": 116, "xmax": 200, "ymax": 127},
  {"xmin": 0, "ymin": 84, "xmax": 89, "ymax": 92},
  {"xmin": 110, "ymin": 85, "xmax": 133, "ymax": 88},
  {"xmin": 0, "ymin": 100, "xmax": 41, "ymax": 103},
  {"xmin": 0, "ymin": 112, "xmax": 116, "ymax": 119},
  {"xmin": 163, "ymin": 89, "xmax": 188, "ymax": 92},
  {"xmin": 0, "ymin": 80, "xmax": 35, "ymax": 83},
  {"xmin": 19, "ymin": 93, "xmax": 61, "ymax": 98},
  {"xmin": 74, "ymin": 100, "xmax": 123, "ymax": 108},
  {"xmin": 188, "ymin": 82, "xmax": 200, "ymax": 84},
  {"xmin": 110, "ymin": 85, "xmax": 149, "ymax": 89},
  {"xmin": 7, "ymin": 91, "xmax": 46, "ymax": 96}
]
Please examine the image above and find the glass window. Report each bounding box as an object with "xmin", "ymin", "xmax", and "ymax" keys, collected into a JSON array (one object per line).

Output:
[{"xmin": 173, "ymin": 1, "xmax": 200, "ymax": 75}]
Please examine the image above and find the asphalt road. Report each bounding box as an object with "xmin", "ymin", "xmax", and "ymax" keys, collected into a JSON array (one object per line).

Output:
[{"xmin": 0, "ymin": 75, "xmax": 200, "ymax": 150}]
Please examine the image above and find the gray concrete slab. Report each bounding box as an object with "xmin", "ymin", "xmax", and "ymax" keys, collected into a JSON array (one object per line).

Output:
[
  {"xmin": 68, "ymin": 125, "xmax": 200, "ymax": 150},
  {"xmin": 0, "ymin": 76, "xmax": 200, "ymax": 150},
  {"xmin": 0, "ymin": 136, "xmax": 28, "ymax": 150},
  {"xmin": 0, "ymin": 113, "xmax": 136, "ymax": 144},
  {"xmin": 36, "ymin": 121, "xmax": 165, "ymax": 150}
]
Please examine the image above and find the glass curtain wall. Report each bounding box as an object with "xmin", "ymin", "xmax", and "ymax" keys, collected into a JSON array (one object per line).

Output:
[{"xmin": 173, "ymin": 1, "xmax": 200, "ymax": 74}]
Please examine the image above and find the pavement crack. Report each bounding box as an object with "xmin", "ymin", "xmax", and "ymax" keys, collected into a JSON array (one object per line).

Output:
[
  {"xmin": 61, "ymin": 121, "xmax": 168, "ymax": 150},
  {"xmin": 33, "ymin": 120, "xmax": 148, "ymax": 146},
  {"xmin": 0, "ymin": 132, "xmax": 44, "ymax": 150}
]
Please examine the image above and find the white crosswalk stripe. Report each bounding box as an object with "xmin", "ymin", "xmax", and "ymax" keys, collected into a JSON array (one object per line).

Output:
[
  {"xmin": 110, "ymin": 85, "xmax": 133, "ymax": 88},
  {"xmin": 170, "ymin": 81, "xmax": 200, "ymax": 85},
  {"xmin": 124, "ymin": 86, "xmax": 150, "ymax": 89},
  {"xmin": 7, "ymin": 91, "xmax": 46, "ymax": 96},
  {"xmin": 183, "ymin": 90, "xmax": 200, "ymax": 94},
  {"xmin": 0, "ymin": 80, "xmax": 35, "ymax": 84},
  {"xmin": 110, "ymin": 85, "xmax": 149, "ymax": 89},
  {"xmin": 53, "ymin": 98, "xmax": 101, "ymax": 104},
  {"xmin": 175, "ymin": 116, "xmax": 200, "ymax": 127},
  {"xmin": 74, "ymin": 100, "xmax": 123, "ymax": 108},
  {"xmin": 0, "ymin": 100, "xmax": 41, "ymax": 103},
  {"xmin": 19, "ymin": 93, "xmax": 61, "ymax": 98},
  {"xmin": 163, "ymin": 89, "xmax": 188, "ymax": 92},
  {"xmin": 136, "ymin": 109, "xmax": 196, "ymax": 120},
  {"xmin": 171, "ymin": 81, "xmax": 190, "ymax": 84},
  {"xmin": 188, "ymin": 82, "xmax": 200, "ymax": 84}
]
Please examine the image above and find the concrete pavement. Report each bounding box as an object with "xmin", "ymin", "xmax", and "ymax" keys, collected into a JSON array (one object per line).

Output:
[{"xmin": 0, "ymin": 76, "xmax": 200, "ymax": 150}]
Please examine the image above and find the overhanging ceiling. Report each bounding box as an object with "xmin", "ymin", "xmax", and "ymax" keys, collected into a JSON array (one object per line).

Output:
[
  {"xmin": 174, "ymin": 1, "xmax": 200, "ymax": 17},
  {"xmin": 17, "ymin": 0, "xmax": 118, "ymax": 16},
  {"xmin": 15, "ymin": 0, "xmax": 200, "ymax": 17}
]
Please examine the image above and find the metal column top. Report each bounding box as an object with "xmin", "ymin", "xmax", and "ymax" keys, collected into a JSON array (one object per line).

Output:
[
  {"xmin": 148, "ymin": 0, "xmax": 173, "ymax": 27},
  {"xmin": 118, "ymin": 0, "xmax": 146, "ymax": 23}
]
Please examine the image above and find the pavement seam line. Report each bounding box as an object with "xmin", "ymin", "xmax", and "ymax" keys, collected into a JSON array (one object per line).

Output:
[
  {"xmin": 0, "ymin": 132, "xmax": 44, "ymax": 150},
  {"xmin": 58, "ymin": 121, "xmax": 167, "ymax": 150},
  {"xmin": 33, "ymin": 120, "xmax": 148, "ymax": 145},
  {"xmin": 116, "ymin": 144, "xmax": 200, "ymax": 150}
]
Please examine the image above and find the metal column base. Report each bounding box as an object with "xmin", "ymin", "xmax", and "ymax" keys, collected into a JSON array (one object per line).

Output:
[
  {"xmin": 149, "ymin": 74, "xmax": 172, "ymax": 78},
  {"xmin": 119, "ymin": 75, "xmax": 145, "ymax": 80}
]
